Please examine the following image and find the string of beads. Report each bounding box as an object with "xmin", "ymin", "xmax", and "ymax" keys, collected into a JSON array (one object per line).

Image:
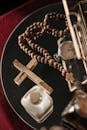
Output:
[{"xmin": 18, "ymin": 12, "xmax": 75, "ymax": 83}]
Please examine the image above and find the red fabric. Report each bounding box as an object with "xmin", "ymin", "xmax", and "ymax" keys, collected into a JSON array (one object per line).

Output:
[{"xmin": 0, "ymin": 0, "xmax": 57, "ymax": 130}]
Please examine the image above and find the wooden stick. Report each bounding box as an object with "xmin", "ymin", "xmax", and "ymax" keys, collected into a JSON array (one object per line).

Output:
[
  {"xmin": 14, "ymin": 59, "xmax": 38, "ymax": 85},
  {"xmin": 13, "ymin": 59, "xmax": 53, "ymax": 94}
]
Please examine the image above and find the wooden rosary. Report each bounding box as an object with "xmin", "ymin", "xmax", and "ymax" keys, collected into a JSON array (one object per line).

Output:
[{"xmin": 18, "ymin": 12, "xmax": 75, "ymax": 84}]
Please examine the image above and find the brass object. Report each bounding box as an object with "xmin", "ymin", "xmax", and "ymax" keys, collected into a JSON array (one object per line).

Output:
[
  {"xmin": 58, "ymin": 40, "xmax": 76, "ymax": 60},
  {"xmin": 61, "ymin": 1, "xmax": 87, "ymax": 129},
  {"xmin": 66, "ymin": 72, "xmax": 75, "ymax": 83},
  {"xmin": 62, "ymin": 0, "xmax": 87, "ymax": 74},
  {"xmin": 74, "ymin": 90, "xmax": 87, "ymax": 118}
]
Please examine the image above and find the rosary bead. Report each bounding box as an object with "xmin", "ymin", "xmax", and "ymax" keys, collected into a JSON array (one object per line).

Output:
[
  {"xmin": 57, "ymin": 63, "xmax": 62, "ymax": 69},
  {"xmin": 46, "ymin": 55, "xmax": 52, "ymax": 60},
  {"xmin": 53, "ymin": 62, "xmax": 58, "ymax": 69},
  {"xmin": 40, "ymin": 22, "xmax": 43, "ymax": 26},
  {"xmin": 61, "ymin": 68, "xmax": 66, "ymax": 76},
  {"xmin": 37, "ymin": 55, "xmax": 41, "ymax": 62},
  {"xmin": 30, "ymin": 43, "xmax": 34, "ymax": 49},
  {"xmin": 33, "ymin": 55, "xmax": 37, "ymax": 59},
  {"xmin": 59, "ymin": 30, "xmax": 63, "ymax": 37},
  {"xmin": 24, "ymin": 48, "xmax": 28, "ymax": 54},
  {"xmin": 39, "ymin": 47, "xmax": 43, "ymax": 53},
  {"xmin": 44, "ymin": 58, "xmax": 48, "ymax": 64},
  {"xmin": 33, "ymin": 22, "xmax": 36, "ymax": 26},
  {"xmin": 40, "ymin": 57, "xmax": 45, "ymax": 63},
  {"xmin": 34, "ymin": 44, "xmax": 38, "ymax": 49},
  {"xmin": 30, "ymin": 52, "xmax": 34, "ymax": 58},
  {"xmin": 44, "ymin": 53, "xmax": 50, "ymax": 57},
  {"xmin": 26, "ymin": 27, "xmax": 30, "ymax": 31},
  {"xmin": 27, "ymin": 39, "xmax": 32, "ymax": 44},
  {"xmin": 42, "ymin": 49, "xmax": 48, "ymax": 54},
  {"xmin": 33, "ymin": 36, "xmax": 37, "ymax": 40},
  {"xmin": 18, "ymin": 35, "xmax": 23, "ymax": 43},
  {"xmin": 59, "ymin": 66, "xmax": 63, "ymax": 72},
  {"xmin": 28, "ymin": 50, "xmax": 32, "ymax": 55},
  {"xmin": 20, "ymin": 44, "xmax": 25, "ymax": 50},
  {"xmin": 46, "ymin": 25, "xmax": 50, "ymax": 29},
  {"xmin": 48, "ymin": 59, "xmax": 54, "ymax": 66},
  {"xmin": 30, "ymin": 28, "xmax": 33, "ymax": 31},
  {"xmin": 37, "ymin": 46, "xmax": 41, "ymax": 51},
  {"xmin": 25, "ymin": 30, "xmax": 30, "ymax": 36}
]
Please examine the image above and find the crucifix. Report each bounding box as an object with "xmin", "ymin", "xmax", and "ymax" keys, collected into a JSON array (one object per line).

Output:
[{"xmin": 13, "ymin": 58, "xmax": 53, "ymax": 94}]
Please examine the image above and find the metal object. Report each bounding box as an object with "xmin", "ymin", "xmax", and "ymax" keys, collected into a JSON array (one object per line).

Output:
[
  {"xmin": 60, "ymin": 1, "xmax": 87, "ymax": 129},
  {"xmin": 62, "ymin": 0, "xmax": 87, "ymax": 73},
  {"xmin": 62, "ymin": 89, "xmax": 87, "ymax": 118},
  {"xmin": 54, "ymin": 0, "xmax": 87, "ymax": 91},
  {"xmin": 57, "ymin": 39, "xmax": 76, "ymax": 60},
  {"xmin": 21, "ymin": 85, "xmax": 53, "ymax": 123},
  {"xmin": 62, "ymin": 0, "xmax": 81, "ymax": 60},
  {"xmin": 74, "ymin": 89, "xmax": 87, "ymax": 118}
]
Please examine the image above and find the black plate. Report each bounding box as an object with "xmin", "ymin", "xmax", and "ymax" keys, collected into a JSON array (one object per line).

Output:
[{"xmin": 1, "ymin": 3, "xmax": 73, "ymax": 130}]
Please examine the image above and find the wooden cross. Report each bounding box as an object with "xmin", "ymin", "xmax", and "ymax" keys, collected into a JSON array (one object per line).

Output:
[
  {"xmin": 13, "ymin": 59, "xmax": 53, "ymax": 94},
  {"xmin": 14, "ymin": 58, "xmax": 38, "ymax": 85}
]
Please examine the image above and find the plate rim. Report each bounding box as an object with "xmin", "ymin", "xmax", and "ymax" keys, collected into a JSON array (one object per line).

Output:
[{"xmin": 0, "ymin": 2, "xmax": 63, "ymax": 130}]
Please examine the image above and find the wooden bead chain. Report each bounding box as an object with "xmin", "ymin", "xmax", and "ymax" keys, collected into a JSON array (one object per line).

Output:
[{"xmin": 18, "ymin": 12, "xmax": 75, "ymax": 83}]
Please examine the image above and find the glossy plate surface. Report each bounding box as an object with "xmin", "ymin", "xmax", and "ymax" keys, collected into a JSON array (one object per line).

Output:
[{"xmin": 1, "ymin": 3, "xmax": 73, "ymax": 129}]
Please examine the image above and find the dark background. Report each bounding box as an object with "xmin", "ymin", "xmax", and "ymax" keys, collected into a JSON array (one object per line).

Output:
[
  {"xmin": 0, "ymin": 0, "xmax": 28, "ymax": 15},
  {"xmin": 0, "ymin": 0, "xmax": 80, "ymax": 15}
]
